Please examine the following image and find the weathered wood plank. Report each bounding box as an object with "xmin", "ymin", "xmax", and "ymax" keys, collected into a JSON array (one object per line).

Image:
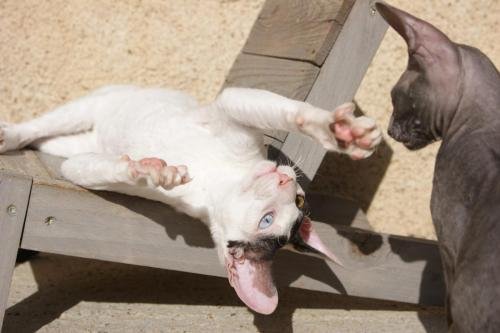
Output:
[
  {"xmin": 244, "ymin": 0, "xmax": 356, "ymax": 65},
  {"xmin": 20, "ymin": 181, "xmax": 444, "ymax": 306},
  {"xmin": 21, "ymin": 184, "xmax": 221, "ymax": 276},
  {"xmin": 276, "ymin": 225, "xmax": 444, "ymax": 306},
  {"xmin": 307, "ymin": 192, "xmax": 372, "ymax": 230},
  {"xmin": 34, "ymin": 151, "xmax": 66, "ymax": 181},
  {"xmin": 0, "ymin": 173, "xmax": 32, "ymax": 330},
  {"xmin": 279, "ymin": 0, "xmax": 388, "ymax": 184},
  {"xmin": 224, "ymin": 53, "xmax": 320, "ymax": 101},
  {"xmin": 0, "ymin": 150, "xmax": 51, "ymax": 181},
  {"xmin": 0, "ymin": 150, "xmax": 81, "ymax": 190}
]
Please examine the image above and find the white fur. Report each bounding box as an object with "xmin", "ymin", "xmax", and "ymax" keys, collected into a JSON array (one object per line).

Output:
[{"xmin": 0, "ymin": 85, "xmax": 381, "ymax": 262}]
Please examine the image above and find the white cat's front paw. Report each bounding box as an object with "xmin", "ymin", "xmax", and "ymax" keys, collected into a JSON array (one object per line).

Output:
[
  {"xmin": 0, "ymin": 122, "xmax": 21, "ymax": 153},
  {"xmin": 124, "ymin": 155, "xmax": 191, "ymax": 190},
  {"xmin": 331, "ymin": 103, "xmax": 382, "ymax": 159},
  {"xmin": 294, "ymin": 103, "xmax": 382, "ymax": 159}
]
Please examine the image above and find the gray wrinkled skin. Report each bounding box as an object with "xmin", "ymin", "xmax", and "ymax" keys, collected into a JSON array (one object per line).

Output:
[{"xmin": 377, "ymin": 3, "xmax": 500, "ymax": 332}]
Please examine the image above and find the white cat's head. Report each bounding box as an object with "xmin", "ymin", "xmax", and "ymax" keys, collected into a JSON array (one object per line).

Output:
[{"xmin": 210, "ymin": 160, "xmax": 339, "ymax": 314}]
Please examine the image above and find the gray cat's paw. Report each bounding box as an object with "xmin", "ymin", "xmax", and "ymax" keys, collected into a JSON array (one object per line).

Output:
[
  {"xmin": 0, "ymin": 122, "xmax": 21, "ymax": 153},
  {"xmin": 124, "ymin": 155, "xmax": 191, "ymax": 190}
]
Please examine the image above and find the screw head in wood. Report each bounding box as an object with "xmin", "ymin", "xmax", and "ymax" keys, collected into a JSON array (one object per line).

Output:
[
  {"xmin": 370, "ymin": 6, "xmax": 377, "ymax": 16},
  {"xmin": 45, "ymin": 216, "xmax": 56, "ymax": 225},
  {"xmin": 7, "ymin": 204, "xmax": 17, "ymax": 216}
]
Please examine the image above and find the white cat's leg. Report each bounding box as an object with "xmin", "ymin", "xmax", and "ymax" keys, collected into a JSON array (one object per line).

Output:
[
  {"xmin": 215, "ymin": 87, "xmax": 381, "ymax": 159},
  {"xmin": 32, "ymin": 131, "xmax": 98, "ymax": 158},
  {"xmin": 0, "ymin": 93, "xmax": 105, "ymax": 153},
  {"xmin": 61, "ymin": 153, "xmax": 191, "ymax": 191},
  {"xmin": 215, "ymin": 88, "xmax": 304, "ymax": 132}
]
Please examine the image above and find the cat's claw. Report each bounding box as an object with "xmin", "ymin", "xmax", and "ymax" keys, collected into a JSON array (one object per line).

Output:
[
  {"xmin": 295, "ymin": 102, "xmax": 381, "ymax": 159},
  {"xmin": 124, "ymin": 155, "xmax": 191, "ymax": 190}
]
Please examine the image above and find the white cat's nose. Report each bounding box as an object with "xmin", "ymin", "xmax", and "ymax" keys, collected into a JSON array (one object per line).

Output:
[{"xmin": 278, "ymin": 173, "xmax": 292, "ymax": 185}]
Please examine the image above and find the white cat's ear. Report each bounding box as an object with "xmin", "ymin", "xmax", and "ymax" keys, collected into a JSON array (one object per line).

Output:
[
  {"xmin": 225, "ymin": 255, "xmax": 278, "ymax": 314},
  {"xmin": 224, "ymin": 240, "xmax": 279, "ymax": 314},
  {"xmin": 288, "ymin": 217, "xmax": 343, "ymax": 266}
]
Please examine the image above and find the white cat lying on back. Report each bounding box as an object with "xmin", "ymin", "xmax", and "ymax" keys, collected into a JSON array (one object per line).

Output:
[{"xmin": 0, "ymin": 86, "xmax": 381, "ymax": 314}]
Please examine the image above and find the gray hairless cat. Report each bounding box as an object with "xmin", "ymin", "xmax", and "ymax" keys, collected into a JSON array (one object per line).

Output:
[{"xmin": 376, "ymin": 3, "xmax": 500, "ymax": 332}]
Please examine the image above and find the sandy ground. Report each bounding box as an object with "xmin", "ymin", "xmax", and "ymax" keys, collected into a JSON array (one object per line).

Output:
[{"xmin": 1, "ymin": 0, "xmax": 498, "ymax": 332}]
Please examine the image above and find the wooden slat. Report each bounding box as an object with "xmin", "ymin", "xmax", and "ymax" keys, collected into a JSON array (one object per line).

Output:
[
  {"xmin": 279, "ymin": 0, "xmax": 388, "ymax": 184},
  {"xmin": 34, "ymin": 151, "xmax": 66, "ymax": 181},
  {"xmin": 21, "ymin": 184, "xmax": 222, "ymax": 276},
  {"xmin": 0, "ymin": 150, "xmax": 51, "ymax": 181},
  {"xmin": 0, "ymin": 173, "xmax": 32, "ymax": 330},
  {"xmin": 0, "ymin": 150, "xmax": 81, "ymax": 190},
  {"xmin": 244, "ymin": 0, "xmax": 356, "ymax": 65},
  {"xmin": 20, "ymin": 182, "xmax": 444, "ymax": 306},
  {"xmin": 224, "ymin": 53, "xmax": 320, "ymax": 101},
  {"xmin": 307, "ymin": 192, "xmax": 372, "ymax": 230},
  {"xmin": 276, "ymin": 225, "xmax": 444, "ymax": 306}
]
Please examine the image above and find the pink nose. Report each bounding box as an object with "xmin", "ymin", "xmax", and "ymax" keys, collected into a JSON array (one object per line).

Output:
[{"xmin": 278, "ymin": 173, "xmax": 292, "ymax": 185}]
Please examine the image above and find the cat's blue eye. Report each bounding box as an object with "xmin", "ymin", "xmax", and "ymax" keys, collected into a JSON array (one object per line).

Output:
[{"xmin": 259, "ymin": 212, "xmax": 274, "ymax": 229}]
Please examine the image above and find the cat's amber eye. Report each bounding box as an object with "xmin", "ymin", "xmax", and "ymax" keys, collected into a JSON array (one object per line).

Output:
[{"xmin": 295, "ymin": 195, "xmax": 305, "ymax": 209}]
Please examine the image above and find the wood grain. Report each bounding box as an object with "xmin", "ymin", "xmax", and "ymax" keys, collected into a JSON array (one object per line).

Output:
[
  {"xmin": 279, "ymin": 0, "xmax": 388, "ymax": 184},
  {"xmin": 0, "ymin": 150, "xmax": 81, "ymax": 190},
  {"xmin": 0, "ymin": 173, "xmax": 32, "ymax": 330},
  {"xmin": 20, "ymin": 181, "xmax": 444, "ymax": 306},
  {"xmin": 224, "ymin": 53, "xmax": 320, "ymax": 101},
  {"xmin": 244, "ymin": 0, "xmax": 356, "ymax": 65}
]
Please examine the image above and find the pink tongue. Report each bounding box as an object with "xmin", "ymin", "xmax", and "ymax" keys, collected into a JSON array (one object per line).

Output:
[{"xmin": 225, "ymin": 257, "xmax": 278, "ymax": 314}]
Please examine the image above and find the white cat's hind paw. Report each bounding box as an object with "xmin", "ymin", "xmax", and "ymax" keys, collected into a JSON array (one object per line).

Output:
[
  {"xmin": 125, "ymin": 156, "xmax": 191, "ymax": 190},
  {"xmin": 0, "ymin": 123, "xmax": 21, "ymax": 153}
]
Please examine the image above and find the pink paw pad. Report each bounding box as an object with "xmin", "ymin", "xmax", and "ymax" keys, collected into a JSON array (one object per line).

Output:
[
  {"xmin": 138, "ymin": 157, "xmax": 167, "ymax": 169},
  {"xmin": 125, "ymin": 156, "xmax": 191, "ymax": 189},
  {"xmin": 330, "ymin": 104, "xmax": 381, "ymax": 158}
]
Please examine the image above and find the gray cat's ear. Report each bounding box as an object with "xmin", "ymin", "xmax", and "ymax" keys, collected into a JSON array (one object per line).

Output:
[{"xmin": 375, "ymin": 2, "xmax": 457, "ymax": 66}]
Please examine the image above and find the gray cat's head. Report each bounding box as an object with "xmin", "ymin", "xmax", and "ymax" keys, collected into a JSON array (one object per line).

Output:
[
  {"xmin": 376, "ymin": 2, "xmax": 464, "ymax": 150},
  {"xmin": 211, "ymin": 160, "xmax": 339, "ymax": 314}
]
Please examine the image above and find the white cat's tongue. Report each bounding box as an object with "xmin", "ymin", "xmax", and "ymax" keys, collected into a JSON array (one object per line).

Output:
[{"xmin": 225, "ymin": 257, "xmax": 278, "ymax": 314}]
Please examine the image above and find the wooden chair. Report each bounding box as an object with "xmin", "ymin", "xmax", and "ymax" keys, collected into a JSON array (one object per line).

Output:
[{"xmin": 0, "ymin": 1, "xmax": 444, "ymax": 328}]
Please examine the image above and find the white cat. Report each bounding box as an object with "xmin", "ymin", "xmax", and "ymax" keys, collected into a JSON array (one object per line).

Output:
[{"xmin": 0, "ymin": 85, "xmax": 381, "ymax": 314}]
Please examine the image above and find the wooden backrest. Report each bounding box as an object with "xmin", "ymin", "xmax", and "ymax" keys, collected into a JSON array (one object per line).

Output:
[{"xmin": 223, "ymin": 0, "xmax": 387, "ymax": 185}]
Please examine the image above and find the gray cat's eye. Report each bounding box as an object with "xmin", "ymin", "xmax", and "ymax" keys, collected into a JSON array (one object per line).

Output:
[{"xmin": 259, "ymin": 212, "xmax": 274, "ymax": 229}]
